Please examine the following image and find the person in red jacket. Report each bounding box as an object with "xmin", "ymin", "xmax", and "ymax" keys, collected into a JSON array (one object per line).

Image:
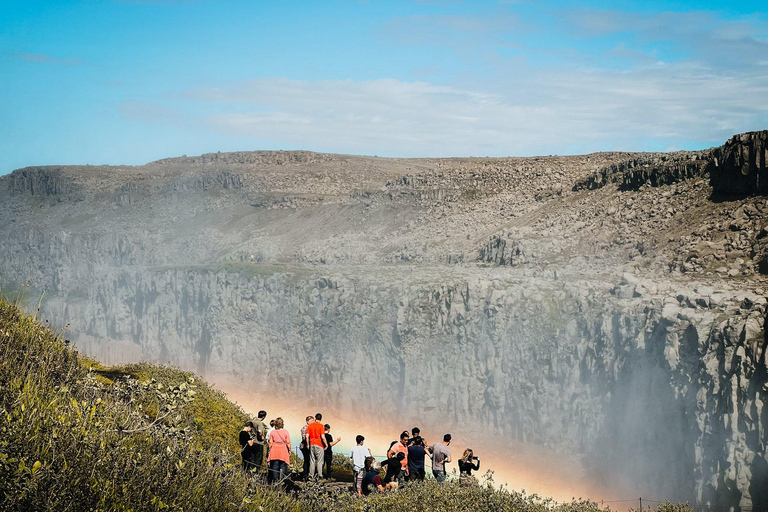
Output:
[{"xmin": 305, "ymin": 412, "xmax": 328, "ymax": 479}]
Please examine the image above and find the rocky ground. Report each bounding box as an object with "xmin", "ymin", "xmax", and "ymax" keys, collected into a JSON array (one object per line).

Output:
[{"xmin": 1, "ymin": 131, "xmax": 767, "ymax": 510}]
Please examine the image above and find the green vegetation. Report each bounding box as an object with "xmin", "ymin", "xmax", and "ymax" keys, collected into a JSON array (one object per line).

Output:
[
  {"xmin": 0, "ymin": 296, "xmax": 697, "ymax": 512},
  {"xmin": 0, "ymin": 296, "xmax": 300, "ymax": 511}
]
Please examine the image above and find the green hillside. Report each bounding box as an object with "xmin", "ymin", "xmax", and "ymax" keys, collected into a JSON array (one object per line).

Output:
[{"xmin": 0, "ymin": 296, "xmax": 301, "ymax": 511}]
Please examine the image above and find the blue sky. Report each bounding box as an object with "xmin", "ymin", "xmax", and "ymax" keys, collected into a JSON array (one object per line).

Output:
[{"xmin": 1, "ymin": 0, "xmax": 767, "ymax": 174}]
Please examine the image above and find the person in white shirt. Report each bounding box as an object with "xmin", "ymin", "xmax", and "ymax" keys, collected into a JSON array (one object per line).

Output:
[{"xmin": 349, "ymin": 435, "xmax": 372, "ymax": 495}]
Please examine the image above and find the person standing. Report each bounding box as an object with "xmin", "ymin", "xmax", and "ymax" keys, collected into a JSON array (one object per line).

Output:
[
  {"xmin": 266, "ymin": 417, "xmax": 291, "ymax": 484},
  {"xmin": 429, "ymin": 433, "xmax": 452, "ymax": 482},
  {"xmin": 388, "ymin": 431, "xmax": 409, "ymax": 483},
  {"xmin": 407, "ymin": 436, "xmax": 427, "ymax": 481},
  {"xmin": 239, "ymin": 421, "xmax": 257, "ymax": 472},
  {"xmin": 458, "ymin": 449, "xmax": 480, "ymax": 476},
  {"xmin": 306, "ymin": 413, "xmax": 328, "ymax": 479},
  {"xmin": 265, "ymin": 419, "xmax": 275, "ymax": 461},
  {"xmin": 299, "ymin": 415, "xmax": 314, "ymax": 480},
  {"xmin": 349, "ymin": 435, "xmax": 371, "ymax": 495},
  {"xmin": 252, "ymin": 410, "xmax": 268, "ymax": 473},
  {"xmin": 409, "ymin": 427, "xmax": 424, "ymax": 446},
  {"xmin": 323, "ymin": 424, "xmax": 341, "ymax": 480}
]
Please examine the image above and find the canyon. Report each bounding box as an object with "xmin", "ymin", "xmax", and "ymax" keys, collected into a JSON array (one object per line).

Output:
[{"xmin": 1, "ymin": 132, "xmax": 767, "ymax": 509}]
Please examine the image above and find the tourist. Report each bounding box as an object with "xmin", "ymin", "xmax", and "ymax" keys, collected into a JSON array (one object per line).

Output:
[
  {"xmin": 265, "ymin": 419, "xmax": 275, "ymax": 460},
  {"xmin": 267, "ymin": 417, "xmax": 291, "ymax": 484},
  {"xmin": 252, "ymin": 410, "xmax": 268, "ymax": 472},
  {"xmin": 458, "ymin": 449, "xmax": 480, "ymax": 476},
  {"xmin": 323, "ymin": 423, "xmax": 341, "ymax": 480},
  {"xmin": 429, "ymin": 434, "xmax": 452, "ymax": 482},
  {"xmin": 306, "ymin": 412, "xmax": 328, "ymax": 479},
  {"xmin": 407, "ymin": 436, "xmax": 427, "ymax": 481},
  {"xmin": 239, "ymin": 421, "xmax": 257, "ymax": 472},
  {"xmin": 349, "ymin": 435, "xmax": 371, "ymax": 495},
  {"xmin": 408, "ymin": 427, "xmax": 422, "ymax": 446},
  {"xmin": 299, "ymin": 415, "xmax": 314, "ymax": 480},
  {"xmin": 388, "ymin": 430, "xmax": 409, "ymax": 482},
  {"xmin": 381, "ymin": 452, "xmax": 405, "ymax": 484},
  {"xmin": 361, "ymin": 456, "xmax": 396, "ymax": 495}
]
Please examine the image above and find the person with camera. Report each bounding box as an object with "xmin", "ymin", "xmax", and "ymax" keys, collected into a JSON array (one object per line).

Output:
[{"xmin": 458, "ymin": 448, "xmax": 480, "ymax": 476}]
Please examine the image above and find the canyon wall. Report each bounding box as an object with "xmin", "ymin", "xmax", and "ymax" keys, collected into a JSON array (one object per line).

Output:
[{"xmin": 2, "ymin": 132, "xmax": 767, "ymax": 509}]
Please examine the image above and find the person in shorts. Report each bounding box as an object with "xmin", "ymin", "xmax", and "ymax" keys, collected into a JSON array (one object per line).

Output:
[{"xmin": 349, "ymin": 435, "xmax": 371, "ymax": 495}]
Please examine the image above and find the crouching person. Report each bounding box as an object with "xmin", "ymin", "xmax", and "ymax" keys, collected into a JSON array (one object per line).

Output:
[{"xmin": 361, "ymin": 456, "xmax": 397, "ymax": 495}]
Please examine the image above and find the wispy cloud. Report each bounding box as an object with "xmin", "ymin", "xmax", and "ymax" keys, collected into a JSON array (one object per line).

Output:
[
  {"xmin": 561, "ymin": 9, "xmax": 768, "ymax": 70},
  {"xmin": 116, "ymin": 6, "xmax": 768, "ymax": 158},
  {"xmin": 120, "ymin": 64, "xmax": 768, "ymax": 157},
  {"xmin": 12, "ymin": 52, "xmax": 83, "ymax": 66}
]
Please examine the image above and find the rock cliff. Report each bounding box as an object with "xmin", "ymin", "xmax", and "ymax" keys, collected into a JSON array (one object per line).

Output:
[{"xmin": 1, "ymin": 133, "xmax": 767, "ymax": 509}]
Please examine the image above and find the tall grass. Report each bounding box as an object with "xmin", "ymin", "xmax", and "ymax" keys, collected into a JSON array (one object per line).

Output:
[{"xmin": 0, "ymin": 297, "xmax": 302, "ymax": 511}]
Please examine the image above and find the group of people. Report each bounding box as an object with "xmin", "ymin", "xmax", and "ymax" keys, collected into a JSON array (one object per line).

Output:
[
  {"xmin": 349, "ymin": 427, "xmax": 480, "ymax": 495},
  {"xmin": 239, "ymin": 411, "xmax": 341, "ymax": 484},
  {"xmin": 239, "ymin": 412, "xmax": 481, "ymax": 494}
]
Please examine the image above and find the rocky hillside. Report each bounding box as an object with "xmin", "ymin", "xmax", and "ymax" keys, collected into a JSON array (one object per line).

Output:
[{"xmin": 1, "ymin": 131, "xmax": 767, "ymax": 510}]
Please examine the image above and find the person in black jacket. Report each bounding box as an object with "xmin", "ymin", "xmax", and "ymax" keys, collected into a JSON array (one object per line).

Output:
[
  {"xmin": 380, "ymin": 452, "xmax": 405, "ymax": 484},
  {"xmin": 458, "ymin": 448, "xmax": 480, "ymax": 476},
  {"xmin": 239, "ymin": 421, "xmax": 257, "ymax": 472}
]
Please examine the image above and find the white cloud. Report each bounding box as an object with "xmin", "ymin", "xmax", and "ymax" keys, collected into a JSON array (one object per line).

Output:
[
  {"xmin": 120, "ymin": 63, "xmax": 766, "ymax": 157},
  {"xmin": 117, "ymin": 8, "xmax": 768, "ymax": 157}
]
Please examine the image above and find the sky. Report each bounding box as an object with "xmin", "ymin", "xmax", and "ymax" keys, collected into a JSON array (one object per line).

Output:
[{"xmin": 1, "ymin": 0, "xmax": 767, "ymax": 174}]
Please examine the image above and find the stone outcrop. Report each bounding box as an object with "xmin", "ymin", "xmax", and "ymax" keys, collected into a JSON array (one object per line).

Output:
[
  {"xmin": 710, "ymin": 131, "xmax": 768, "ymax": 196},
  {"xmin": 7, "ymin": 167, "xmax": 79, "ymax": 197},
  {"xmin": 574, "ymin": 152, "xmax": 711, "ymax": 192}
]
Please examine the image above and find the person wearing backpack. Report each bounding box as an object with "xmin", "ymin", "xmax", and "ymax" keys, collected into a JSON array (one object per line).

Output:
[{"xmin": 252, "ymin": 410, "xmax": 268, "ymax": 472}]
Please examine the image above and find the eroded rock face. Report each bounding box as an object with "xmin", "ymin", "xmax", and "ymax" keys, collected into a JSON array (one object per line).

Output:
[
  {"xmin": 1, "ymin": 133, "xmax": 767, "ymax": 508},
  {"xmin": 710, "ymin": 131, "xmax": 768, "ymax": 196}
]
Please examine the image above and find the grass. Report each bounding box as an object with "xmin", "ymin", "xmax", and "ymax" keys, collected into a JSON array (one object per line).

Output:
[
  {"xmin": 0, "ymin": 295, "xmax": 696, "ymax": 512},
  {"xmin": 0, "ymin": 295, "xmax": 302, "ymax": 511}
]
